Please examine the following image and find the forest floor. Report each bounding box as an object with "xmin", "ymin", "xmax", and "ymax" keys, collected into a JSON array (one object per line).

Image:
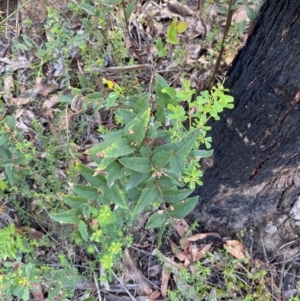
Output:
[{"xmin": 1, "ymin": 0, "xmax": 297, "ymax": 301}]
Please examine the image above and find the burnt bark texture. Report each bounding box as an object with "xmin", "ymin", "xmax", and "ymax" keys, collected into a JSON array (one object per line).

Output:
[{"xmin": 194, "ymin": 0, "xmax": 300, "ymax": 254}]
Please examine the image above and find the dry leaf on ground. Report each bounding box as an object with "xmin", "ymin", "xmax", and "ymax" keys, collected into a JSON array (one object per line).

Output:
[
  {"xmin": 122, "ymin": 249, "xmax": 153, "ymax": 296},
  {"xmin": 224, "ymin": 240, "xmax": 246, "ymax": 260},
  {"xmin": 173, "ymin": 219, "xmax": 190, "ymax": 237},
  {"xmin": 186, "ymin": 232, "xmax": 221, "ymax": 241},
  {"xmin": 192, "ymin": 243, "xmax": 212, "ymax": 262},
  {"xmin": 160, "ymin": 267, "xmax": 170, "ymax": 298},
  {"xmin": 30, "ymin": 282, "xmax": 44, "ymax": 300}
]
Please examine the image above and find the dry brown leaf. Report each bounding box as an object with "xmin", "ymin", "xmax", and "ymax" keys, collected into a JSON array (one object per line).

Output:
[
  {"xmin": 148, "ymin": 290, "xmax": 160, "ymax": 300},
  {"xmin": 11, "ymin": 78, "xmax": 58, "ymax": 105},
  {"xmin": 70, "ymin": 94, "xmax": 84, "ymax": 112},
  {"xmin": 19, "ymin": 226, "xmax": 44, "ymax": 241},
  {"xmin": 152, "ymin": 249, "xmax": 183, "ymax": 270},
  {"xmin": 224, "ymin": 48, "xmax": 237, "ymax": 65},
  {"xmin": 170, "ymin": 240, "xmax": 186, "ymax": 260},
  {"xmin": 160, "ymin": 267, "xmax": 170, "ymax": 298},
  {"xmin": 167, "ymin": 0, "xmax": 194, "ymax": 16},
  {"xmin": 3, "ymin": 74, "xmax": 14, "ymax": 102},
  {"xmin": 57, "ymin": 110, "xmax": 74, "ymax": 130},
  {"xmin": 173, "ymin": 219, "xmax": 189, "ymax": 237},
  {"xmin": 186, "ymin": 232, "xmax": 221, "ymax": 242},
  {"xmin": 224, "ymin": 240, "xmax": 246, "ymax": 260},
  {"xmin": 148, "ymin": 265, "xmax": 161, "ymax": 277},
  {"xmin": 193, "ymin": 243, "xmax": 212, "ymax": 261},
  {"xmin": 19, "ymin": 0, "xmax": 69, "ymax": 23},
  {"xmin": 183, "ymin": 256, "xmax": 191, "ymax": 267},
  {"xmin": 179, "ymin": 237, "xmax": 191, "ymax": 254},
  {"xmin": 43, "ymin": 95, "xmax": 58, "ymax": 110},
  {"xmin": 30, "ymin": 282, "xmax": 44, "ymax": 300},
  {"xmin": 88, "ymin": 218, "xmax": 99, "ymax": 229},
  {"xmin": 123, "ymin": 249, "xmax": 153, "ymax": 296}
]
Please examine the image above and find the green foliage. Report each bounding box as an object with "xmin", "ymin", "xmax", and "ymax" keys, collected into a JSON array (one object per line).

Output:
[
  {"xmin": 168, "ymin": 251, "xmax": 272, "ymax": 301},
  {"xmin": 0, "ymin": 224, "xmax": 31, "ymax": 261},
  {"xmin": 50, "ymin": 73, "xmax": 233, "ymax": 275},
  {"xmin": 0, "ymin": 113, "xmax": 76, "ymax": 224},
  {"xmin": 0, "ymin": 224, "xmax": 80, "ymax": 301},
  {"xmin": 0, "ymin": 258, "xmax": 80, "ymax": 301},
  {"xmin": 167, "ymin": 17, "xmax": 188, "ymax": 45},
  {"xmin": 0, "ymin": 0, "xmax": 240, "ymax": 298}
]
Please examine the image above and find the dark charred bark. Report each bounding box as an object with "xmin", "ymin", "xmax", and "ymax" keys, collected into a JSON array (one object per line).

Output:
[{"xmin": 193, "ymin": 0, "xmax": 300, "ymax": 254}]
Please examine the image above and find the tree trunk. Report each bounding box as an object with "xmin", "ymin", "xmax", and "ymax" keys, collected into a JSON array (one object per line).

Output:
[{"xmin": 194, "ymin": 0, "xmax": 300, "ymax": 255}]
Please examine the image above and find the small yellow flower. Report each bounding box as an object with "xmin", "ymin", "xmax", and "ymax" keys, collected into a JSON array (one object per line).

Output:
[
  {"xmin": 18, "ymin": 277, "xmax": 30, "ymax": 286},
  {"xmin": 102, "ymin": 78, "xmax": 114, "ymax": 89}
]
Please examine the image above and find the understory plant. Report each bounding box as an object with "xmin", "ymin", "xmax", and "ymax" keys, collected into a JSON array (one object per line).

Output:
[{"xmin": 50, "ymin": 74, "xmax": 234, "ymax": 273}]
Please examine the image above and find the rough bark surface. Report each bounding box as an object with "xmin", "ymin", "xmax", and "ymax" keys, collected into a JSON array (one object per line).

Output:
[{"xmin": 193, "ymin": 0, "xmax": 300, "ymax": 255}]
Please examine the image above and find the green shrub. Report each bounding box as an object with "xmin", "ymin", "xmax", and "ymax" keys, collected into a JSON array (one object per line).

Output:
[{"xmin": 50, "ymin": 75, "xmax": 234, "ymax": 274}]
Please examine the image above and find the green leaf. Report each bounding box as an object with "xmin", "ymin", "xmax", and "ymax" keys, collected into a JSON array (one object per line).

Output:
[
  {"xmin": 0, "ymin": 159, "xmax": 14, "ymax": 168},
  {"xmin": 4, "ymin": 166, "xmax": 14, "ymax": 185},
  {"xmin": 157, "ymin": 219, "xmax": 169, "ymax": 247},
  {"xmin": 125, "ymin": 0, "xmax": 136, "ymax": 20},
  {"xmin": 155, "ymin": 73, "xmax": 171, "ymax": 109},
  {"xmin": 50, "ymin": 209, "xmax": 81, "ymax": 224},
  {"xmin": 145, "ymin": 211, "xmax": 170, "ymax": 229},
  {"xmin": 155, "ymin": 73, "xmax": 169, "ymax": 88},
  {"xmin": 140, "ymin": 145, "xmax": 152, "ymax": 157},
  {"xmin": 168, "ymin": 196, "xmax": 198, "ymax": 218},
  {"xmin": 88, "ymin": 138, "xmax": 118, "ymax": 155},
  {"xmin": 125, "ymin": 171, "xmax": 148, "ymax": 191},
  {"xmin": 119, "ymin": 157, "xmax": 152, "ymax": 173},
  {"xmin": 78, "ymin": 74, "xmax": 89, "ymax": 89},
  {"xmin": 72, "ymin": 185, "xmax": 98, "ymax": 200},
  {"xmin": 96, "ymin": 195, "xmax": 111, "ymax": 205},
  {"xmin": 116, "ymin": 108, "xmax": 136, "ymax": 124},
  {"xmin": 237, "ymin": 20, "xmax": 247, "ymax": 35},
  {"xmin": 156, "ymin": 37, "xmax": 167, "ymax": 57},
  {"xmin": 107, "ymin": 164, "xmax": 123, "ymax": 187},
  {"xmin": 167, "ymin": 18, "xmax": 179, "ymax": 44},
  {"xmin": 80, "ymin": 203, "xmax": 92, "ymax": 218},
  {"xmin": 86, "ymin": 92, "xmax": 104, "ymax": 102},
  {"xmin": 175, "ymin": 129, "xmax": 201, "ymax": 157},
  {"xmin": 106, "ymin": 92, "xmax": 119, "ymax": 109},
  {"xmin": 151, "ymin": 150, "xmax": 172, "ymax": 169},
  {"xmin": 78, "ymin": 220, "xmax": 88, "ymax": 242},
  {"xmin": 63, "ymin": 195, "xmax": 88, "ymax": 209},
  {"xmin": 157, "ymin": 176, "xmax": 176, "ymax": 188},
  {"xmin": 246, "ymin": 6, "xmax": 257, "ymax": 20},
  {"xmin": 162, "ymin": 87, "xmax": 176, "ymax": 99},
  {"xmin": 96, "ymin": 158, "xmax": 116, "ymax": 171},
  {"xmin": 103, "ymin": 138, "xmax": 135, "ymax": 158},
  {"xmin": 103, "ymin": 185, "xmax": 127, "ymax": 208},
  {"xmin": 169, "ymin": 155, "xmax": 185, "ymax": 174},
  {"xmin": 162, "ymin": 189, "xmax": 193, "ymax": 203},
  {"xmin": 79, "ymin": 3, "xmax": 96, "ymax": 15},
  {"xmin": 0, "ymin": 146, "xmax": 11, "ymax": 160},
  {"xmin": 191, "ymin": 149, "xmax": 213, "ymax": 158},
  {"xmin": 0, "ymin": 133, "xmax": 9, "ymax": 146},
  {"xmin": 156, "ymin": 36, "xmax": 164, "ymax": 51},
  {"xmin": 164, "ymin": 169, "xmax": 183, "ymax": 186},
  {"xmin": 75, "ymin": 163, "xmax": 106, "ymax": 187},
  {"xmin": 124, "ymin": 108, "xmax": 150, "ymax": 146},
  {"xmin": 4, "ymin": 115, "xmax": 16, "ymax": 129},
  {"xmin": 176, "ymin": 21, "xmax": 188, "ymax": 33},
  {"xmin": 133, "ymin": 93, "xmax": 150, "ymax": 113},
  {"xmin": 133, "ymin": 181, "xmax": 159, "ymax": 214}
]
